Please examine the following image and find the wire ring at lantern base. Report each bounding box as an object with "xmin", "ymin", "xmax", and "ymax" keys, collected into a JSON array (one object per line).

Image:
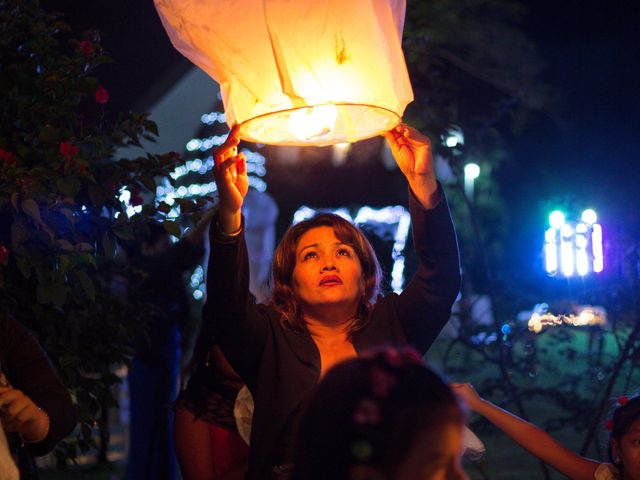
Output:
[{"xmin": 236, "ymin": 103, "xmax": 402, "ymax": 147}]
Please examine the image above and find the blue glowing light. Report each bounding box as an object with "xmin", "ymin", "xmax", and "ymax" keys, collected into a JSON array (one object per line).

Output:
[{"xmin": 544, "ymin": 209, "xmax": 603, "ymax": 277}]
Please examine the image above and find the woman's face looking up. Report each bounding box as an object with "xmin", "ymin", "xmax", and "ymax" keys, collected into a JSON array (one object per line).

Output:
[{"xmin": 292, "ymin": 226, "xmax": 364, "ymax": 318}]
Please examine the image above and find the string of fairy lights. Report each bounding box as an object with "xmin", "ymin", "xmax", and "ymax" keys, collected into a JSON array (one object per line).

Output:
[{"xmin": 156, "ymin": 107, "xmax": 268, "ymax": 300}]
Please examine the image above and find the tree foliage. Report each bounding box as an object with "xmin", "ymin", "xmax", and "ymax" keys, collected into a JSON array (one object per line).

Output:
[
  {"xmin": 403, "ymin": 3, "xmax": 639, "ymax": 477},
  {"xmin": 0, "ymin": 0, "xmax": 194, "ymax": 461}
]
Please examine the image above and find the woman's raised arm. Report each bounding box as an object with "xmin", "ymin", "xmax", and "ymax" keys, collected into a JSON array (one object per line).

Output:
[
  {"xmin": 213, "ymin": 126, "xmax": 248, "ymax": 234},
  {"xmin": 383, "ymin": 123, "xmax": 439, "ymax": 209}
]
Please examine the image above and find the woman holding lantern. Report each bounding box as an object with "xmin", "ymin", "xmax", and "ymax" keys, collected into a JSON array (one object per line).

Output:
[{"xmin": 206, "ymin": 123, "xmax": 460, "ymax": 479}]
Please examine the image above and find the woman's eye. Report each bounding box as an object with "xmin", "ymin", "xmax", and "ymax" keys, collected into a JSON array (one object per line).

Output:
[
  {"xmin": 337, "ymin": 248, "xmax": 351, "ymax": 257},
  {"xmin": 303, "ymin": 251, "xmax": 318, "ymax": 260}
]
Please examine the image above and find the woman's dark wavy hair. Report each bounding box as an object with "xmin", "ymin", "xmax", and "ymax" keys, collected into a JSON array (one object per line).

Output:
[
  {"xmin": 268, "ymin": 213, "xmax": 382, "ymax": 336},
  {"xmin": 607, "ymin": 392, "xmax": 640, "ymax": 466}
]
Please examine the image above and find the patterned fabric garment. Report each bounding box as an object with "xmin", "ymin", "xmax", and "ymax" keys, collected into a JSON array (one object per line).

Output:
[
  {"xmin": 594, "ymin": 463, "xmax": 620, "ymax": 480},
  {"xmin": 174, "ymin": 355, "xmax": 241, "ymax": 431}
]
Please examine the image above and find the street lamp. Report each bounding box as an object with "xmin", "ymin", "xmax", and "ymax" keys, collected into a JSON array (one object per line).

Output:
[
  {"xmin": 442, "ymin": 125, "xmax": 464, "ymax": 149},
  {"xmin": 464, "ymin": 162, "xmax": 480, "ymax": 202}
]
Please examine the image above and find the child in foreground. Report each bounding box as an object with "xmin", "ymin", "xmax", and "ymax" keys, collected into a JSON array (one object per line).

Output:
[
  {"xmin": 452, "ymin": 383, "xmax": 640, "ymax": 480},
  {"xmin": 293, "ymin": 348, "xmax": 469, "ymax": 480}
]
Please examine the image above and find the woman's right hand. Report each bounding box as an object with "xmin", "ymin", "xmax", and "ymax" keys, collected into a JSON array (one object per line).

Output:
[{"xmin": 213, "ymin": 126, "xmax": 248, "ymax": 233}]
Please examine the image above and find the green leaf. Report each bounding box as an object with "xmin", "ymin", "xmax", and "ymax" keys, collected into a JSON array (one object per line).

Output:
[
  {"xmin": 81, "ymin": 423, "xmax": 92, "ymax": 439},
  {"xmin": 140, "ymin": 176, "xmax": 156, "ymax": 191},
  {"xmin": 56, "ymin": 239, "xmax": 74, "ymax": 251},
  {"xmin": 75, "ymin": 242, "xmax": 94, "ymax": 253},
  {"xmin": 16, "ymin": 256, "xmax": 31, "ymax": 278},
  {"xmin": 75, "ymin": 269, "xmax": 95, "ymax": 302},
  {"xmin": 162, "ymin": 220, "xmax": 181, "ymax": 238},
  {"xmin": 175, "ymin": 198, "xmax": 196, "ymax": 213},
  {"xmin": 59, "ymin": 208, "xmax": 74, "ymax": 225},
  {"xmin": 102, "ymin": 231, "xmax": 116, "ymax": 261},
  {"xmin": 56, "ymin": 177, "xmax": 81, "ymax": 197},
  {"xmin": 59, "ymin": 255, "xmax": 71, "ymax": 277},
  {"xmin": 59, "ymin": 355, "xmax": 80, "ymax": 368},
  {"xmin": 10, "ymin": 192, "xmax": 19, "ymax": 210},
  {"xmin": 22, "ymin": 198, "xmax": 41, "ymax": 224},
  {"xmin": 11, "ymin": 221, "xmax": 30, "ymax": 246},
  {"xmin": 15, "ymin": 144, "xmax": 30, "ymax": 158},
  {"xmin": 143, "ymin": 119, "xmax": 159, "ymax": 136},
  {"xmin": 88, "ymin": 184, "xmax": 108, "ymax": 207},
  {"xmin": 113, "ymin": 226, "xmax": 134, "ymax": 241},
  {"xmin": 157, "ymin": 201, "xmax": 171, "ymax": 214},
  {"xmin": 37, "ymin": 284, "xmax": 68, "ymax": 306},
  {"xmin": 38, "ymin": 124, "xmax": 59, "ymax": 143},
  {"xmin": 80, "ymin": 253, "xmax": 97, "ymax": 269}
]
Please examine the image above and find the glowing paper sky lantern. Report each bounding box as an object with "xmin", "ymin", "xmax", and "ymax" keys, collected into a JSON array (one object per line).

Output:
[{"xmin": 153, "ymin": 0, "xmax": 414, "ymax": 146}]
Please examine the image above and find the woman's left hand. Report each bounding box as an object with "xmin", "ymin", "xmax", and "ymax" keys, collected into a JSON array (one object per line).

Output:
[
  {"xmin": 0, "ymin": 386, "xmax": 50, "ymax": 442},
  {"xmin": 384, "ymin": 123, "xmax": 439, "ymax": 208}
]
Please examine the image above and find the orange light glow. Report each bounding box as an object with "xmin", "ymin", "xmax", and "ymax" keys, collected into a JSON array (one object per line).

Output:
[{"xmin": 154, "ymin": 0, "xmax": 413, "ymax": 146}]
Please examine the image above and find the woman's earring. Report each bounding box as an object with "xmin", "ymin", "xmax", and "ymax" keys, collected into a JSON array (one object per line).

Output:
[{"xmin": 614, "ymin": 457, "xmax": 621, "ymax": 464}]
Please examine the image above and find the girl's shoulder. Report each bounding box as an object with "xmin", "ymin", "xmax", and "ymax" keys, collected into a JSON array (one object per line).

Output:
[{"xmin": 594, "ymin": 463, "xmax": 620, "ymax": 480}]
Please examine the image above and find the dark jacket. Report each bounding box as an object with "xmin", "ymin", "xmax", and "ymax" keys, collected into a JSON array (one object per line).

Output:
[
  {"xmin": 205, "ymin": 189, "xmax": 460, "ymax": 479},
  {"xmin": 0, "ymin": 312, "xmax": 78, "ymax": 479}
]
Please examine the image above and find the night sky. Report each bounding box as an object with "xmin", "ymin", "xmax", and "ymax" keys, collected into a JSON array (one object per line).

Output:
[
  {"xmin": 511, "ymin": 1, "xmax": 639, "ymax": 222},
  {"xmin": 42, "ymin": 0, "xmax": 640, "ymax": 246}
]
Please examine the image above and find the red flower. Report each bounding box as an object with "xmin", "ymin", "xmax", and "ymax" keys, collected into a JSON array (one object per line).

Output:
[
  {"xmin": 399, "ymin": 346, "xmax": 423, "ymax": 364},
  {"xmin": 79, "ymin": 40, "xmax": 93, "ymax": 57},
  {"xmin": 60, "ymin": 142, "xmax": 79, "ymax": 160},
  {"xmin": 617, "ymin": 396, "xmax": 629, "ymax": 406},
  {"xmin": 369, "ymin": 366, "xmax": 396, "ymax": 398},
  {"xmin": 0, "ymin": 245, "xmax": 9, "ymax": 264},
  {"xmin": 353, "ymin": 398, "xmax": 381, "ymax": 426},
  {"xmin": 605, "ymin": 419, "xmax": 614, "ymax": 431},
  {"xmin": 95, "ymin": 85, "xmax": 109, "ymax": 104},
  {"xmin": 130, "ymin": 193, "xmax": 144, "ymax": 206},
  {"xmin": 0, "ymin": 148, "xmax": 15, "ymax": 166},
  {"xmin": 382, "ymin": 348, "xmax": 402, "ymax": 366}
]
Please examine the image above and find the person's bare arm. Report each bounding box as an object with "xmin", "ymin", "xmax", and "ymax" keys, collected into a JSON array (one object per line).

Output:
[
  {"xmin": 174, "ymin": 408, "xmax": 215, "ymax": 480},
  {"xmin": 452, "ymin": 383, "xmax": 600, "ymax": 480}
]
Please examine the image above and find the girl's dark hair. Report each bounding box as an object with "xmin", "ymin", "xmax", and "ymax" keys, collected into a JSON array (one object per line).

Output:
[
  {"xmin": 292, "ymin": 348, "xmax": 465, "ymax": 480},
  {"xmin": 268, "ymin": 214, "xmax": 382, "ymax": 336},
  {"xmin": 607, "ymin": 393, "xmax": 640, "ymax": 465}
]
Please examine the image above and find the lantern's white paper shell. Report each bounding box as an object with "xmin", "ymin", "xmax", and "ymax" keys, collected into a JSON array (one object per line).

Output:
[{"xmin": 154, "ymin": 0, "xmax": 414, "ymax": 146}]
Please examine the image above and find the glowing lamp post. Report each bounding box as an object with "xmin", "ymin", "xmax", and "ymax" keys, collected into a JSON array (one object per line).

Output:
[
  {"xmin": 154, "ymin": 0, "xmax": 414, "ymax": 146},
  {"xmin": 463, "ymin": 162, "xmax": 480, "ymax": 202}
]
